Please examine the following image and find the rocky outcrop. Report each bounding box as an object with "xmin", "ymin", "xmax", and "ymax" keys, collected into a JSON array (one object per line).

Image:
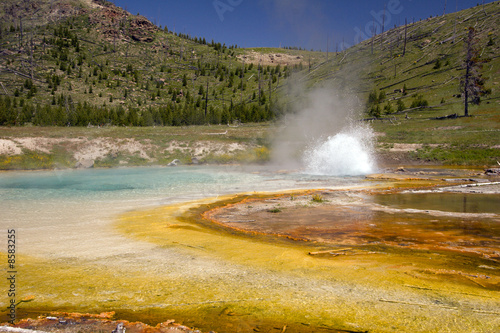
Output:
[
  {"xmin": 75, "ymin": 159, "xmax": 94, "ymax": 169},
  {"xmin": 485, "ymin": 168, "xmax": 500, "ymax": 175},
  {"xmin": 167, "ymin": 159, "xmax": 181, "ymax": 166}
]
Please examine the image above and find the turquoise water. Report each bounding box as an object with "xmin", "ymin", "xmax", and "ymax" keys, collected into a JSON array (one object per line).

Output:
[
  {"xmin": 0, "ymin": 166, "xmax": 258, "ymax": 201},
  {"xmin": 0, "ymin": 166, "xmax": 365, "ymax": 259},
  {"xmin": 0, "ymin": 166, "xmax": 365, "ymax": 202}
]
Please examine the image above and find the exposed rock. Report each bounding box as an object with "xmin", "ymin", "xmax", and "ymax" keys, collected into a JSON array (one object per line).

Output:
[
  {"xmin": 191, "ymin": 157, "xmax": 200, "ymax": 165},
  {"xmin": 75, "ymin": 159, "xmax": 94, "ymax": 169},
  {"xmin": 167, "ymin": 159, "xmax": 181, "ymax": 166},
  {"xmin": 485, "ymin": 168, "xmax": 500, "ymax": 174},
  {"xmin": 112, "ymin": 323, "xmax": 125, "ymax": 333}
]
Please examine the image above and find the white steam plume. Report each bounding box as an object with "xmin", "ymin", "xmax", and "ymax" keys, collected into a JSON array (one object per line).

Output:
[{"xmin": 271, "ymin": 87, "xmax": 377, "ymax": 176}]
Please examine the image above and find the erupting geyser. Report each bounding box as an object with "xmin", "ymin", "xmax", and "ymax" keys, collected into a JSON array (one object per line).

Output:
[
  {"xmin": 303, "ymin": 125, "xmax": 377, "ymax": 176},
  {"xmin": 271, "ymin": 87, "xmax": 378, "ymax": 175}
]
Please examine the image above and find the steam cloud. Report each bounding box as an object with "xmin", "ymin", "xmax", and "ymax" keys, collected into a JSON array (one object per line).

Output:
[{"xmin": 271, "ymin": 86, "xmax": 377, "ymax": 176}]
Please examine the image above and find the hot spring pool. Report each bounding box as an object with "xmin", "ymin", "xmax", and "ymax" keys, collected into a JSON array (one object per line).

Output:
[{"xmin": 0, "ymin": 166, "xmax": 498, "ymax": 333}]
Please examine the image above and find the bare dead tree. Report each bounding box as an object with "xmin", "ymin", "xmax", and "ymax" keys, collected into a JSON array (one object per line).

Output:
[
  {"xmin": 240, "ymin": 60, "xmax": 244, "ymax": 105},
  {"xmin": 0, "ymin": 82, "xmax": 9, "ymax": 95},
  {"xmin": 19, "ymin": 17, "xmax": 23, "ymax": 50},
  {"xmin": 29, "ymin": 34, "xmax": 34, "ymax": 80},
  {"xmin": 258, "ymin": 58, "xmax": 261, "ymax": 100},
  {"xmin": 381, "ymin": 3, "xmax": 386, "ymax": 46},
  {"xmin": 461, "ymin": 27, "xmax": 487, "ymax": 117},
  {"xmin": 403, "ymin": 18, "xmax": 408, "ymax": 56},
  {"xmin": 454, "ymin": 0, "xmax": 458, "ymax": 43},
  {"xmin": 371, "ymin": 21, "xmax": 376, "ymax": 55},
  {"xmin": 204, "ymin": 76, "xmax": 209, "ymax": 118},
  {"xmin": 326, "ymin": 32, "xmax": 329, "ymax": 61},
  {"xmin": 164, "ymin": 36, "xmax": 169, "ymax": 62},
  {"xmin": 179, "ymin": 38, "xmax": 184, "ymax": 61}
]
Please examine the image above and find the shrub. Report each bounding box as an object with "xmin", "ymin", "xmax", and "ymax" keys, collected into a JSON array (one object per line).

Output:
[
  {"xmin": 410, "ymin": 94, "xmax": 429, "ymax": 108},
  {"xmin": 433, "ymin": 58, "xmax": 441, "ymax": 69},
  {"xmin": 397, "ymin": 99, "xmax": 406, "ymax": 111},
  {"xmin": 311, "ymin": 194, "xmax": 324, "ymax": 203},
  {"xmin": 384, "ymin": 102, "xmax": 394, "ymax": 114},
  {"xmin": 370, "ymin": 105, "xmax": 381, "ymax": 118}
]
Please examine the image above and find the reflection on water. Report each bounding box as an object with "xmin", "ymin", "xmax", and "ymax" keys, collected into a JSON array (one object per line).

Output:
[
  {"xmin": 375, "ymin": 192, "xmax": 500, "ymax": 214},
  {"xmin": 209, "ymin": 190, "xmax": 500, "ymax": 257}
]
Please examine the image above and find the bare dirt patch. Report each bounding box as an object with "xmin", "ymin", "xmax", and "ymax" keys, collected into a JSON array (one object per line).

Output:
[
  {"xmin": 164, "ymin": 140, "xmax": 252, "ymax": 158},
  {"xmin": 0, "ymin": 139, "xmax": 22, "ymax": 155},
  {"xmin": 204, "ymin": 180, "xmax": 500, "ymax": 257},
  {"xmin": 387, "ymin": 143, "xmax": 443, "ymax": 152},
  {"xmin": 238, "ymin": 51, "xmax": 304, "ymax": 66},
  {"xmin": 3, "ymin": 311, "xmax": 202, "ymax": 333},
  {"xmin": 0, "ymin": 134, "xmax": 257, "ymax": 168}
]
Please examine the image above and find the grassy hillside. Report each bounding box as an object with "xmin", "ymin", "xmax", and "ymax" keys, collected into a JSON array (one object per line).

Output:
[
  {"xmin": 0, "ymin": 0, "xmax": 326, "ymax": 127},
  {"xmin": 0, "ymin": 0, "xmax": 499, "ymax": 168},
  {"xmin": 280, "ymin": 1, "xmax": 500, "ymax": 165}
]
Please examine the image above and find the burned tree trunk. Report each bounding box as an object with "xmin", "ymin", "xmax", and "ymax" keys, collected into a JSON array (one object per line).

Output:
[
  {"xmin": 403, "ymin": 18, "xmax": 407, "ymax": 56},
  {"xmin": 461, "ymin": 27, "xmax": 487, "ymax": 117}
]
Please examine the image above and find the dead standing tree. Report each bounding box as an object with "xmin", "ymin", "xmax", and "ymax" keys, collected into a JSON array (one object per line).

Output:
[
  {"xmin": 403, "ymin": 18, "xmax": 408, "ymax": 56},
  {"xmin": 461, "ymin": 27, "xmax": 487, "ymax": 117}
]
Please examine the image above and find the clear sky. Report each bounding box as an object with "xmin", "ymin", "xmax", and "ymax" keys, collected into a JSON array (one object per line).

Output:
[{"xmin": 112, "ymin": 0, "xmax": 496, "ymax": 50}]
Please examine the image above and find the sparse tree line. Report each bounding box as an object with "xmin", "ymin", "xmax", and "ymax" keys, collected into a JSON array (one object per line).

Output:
[
  {"xmin": 365, "ymin": 26, "xmax": 491, "ymax": 118},
  {"xmin": 172, "ymin": 31, "xmax": 239, "ymax": 54},
  {"xmin": 0, "ymin": 93, "xmax": 273, "ymax": 127},
  {"xmin": 0, "ymin": 13, "xmax": 295, "ymax": 127},
  {"xmin": 367, "ymin": 85, "xmax": 431, "ymax": 118}
]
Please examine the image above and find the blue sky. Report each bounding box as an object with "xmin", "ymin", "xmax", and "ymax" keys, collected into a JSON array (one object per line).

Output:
[{"xmin": 112, "ymin": 0, "xmax": 496, "ymax": 50}]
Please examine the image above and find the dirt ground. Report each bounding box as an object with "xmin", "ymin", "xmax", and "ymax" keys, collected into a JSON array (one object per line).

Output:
[
  {"xmin": 1, "ymin": 311, "xmax": 205, "ymax": 333},
  {"xmin": 237, "ymin": 51, "xmax": 305, "ymax": 66},
  {"xmin": 0, "ymin": 136, "xmax": 254, "ymax": 167},
  {"xmin": 204, "ymin": 170, "xmax": 500, "ymax": 253}
]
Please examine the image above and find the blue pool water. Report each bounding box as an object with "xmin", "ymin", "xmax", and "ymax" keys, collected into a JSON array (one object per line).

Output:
[
  {"xmin": 0, "ymin": 165, "xmax": 366, "ymax": 202},
  {"xmin": 0, "ymin": 166, "xmax": 365, "ymax": 258}
]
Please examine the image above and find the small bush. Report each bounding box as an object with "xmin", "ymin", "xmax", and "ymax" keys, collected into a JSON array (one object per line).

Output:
[
  {"xmin": 311, "ymin": 194, "xmax": 324, "ymax": 203},
  {"xmin": 370, "ymin": 105, "xmax": 381, "ymax": 118},
  {"xmin": 397, "ymin": 99, "xmax": 406, "ymax": 112},
  {"xmin": 433, "ymin": 58, "xmax": 441, "ymax": 70},
  {"xmin": 384, "ymin": 102, "xmax": 393, "ymax": 114},
  {"xmin": 410, "ymin": 94, "xmax": 429, "ymax": 108}
]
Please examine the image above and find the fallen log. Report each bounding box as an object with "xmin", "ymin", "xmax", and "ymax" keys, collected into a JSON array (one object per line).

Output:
[{"xmin": 309, "ymin": 248, "xmax": 352, "ymax": 255}]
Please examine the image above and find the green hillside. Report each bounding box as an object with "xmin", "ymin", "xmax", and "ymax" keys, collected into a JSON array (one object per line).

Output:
[
  {"xmin": 280, "ymin": 1, "xmax": 500, "ymax": 165},
  {"xmin": 0, "ymin": 0, "xmax": 499, "ymax": 167},
  {"xmin": 0, "ymin": 0, "xmax": 326, "ymax": 127}
]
